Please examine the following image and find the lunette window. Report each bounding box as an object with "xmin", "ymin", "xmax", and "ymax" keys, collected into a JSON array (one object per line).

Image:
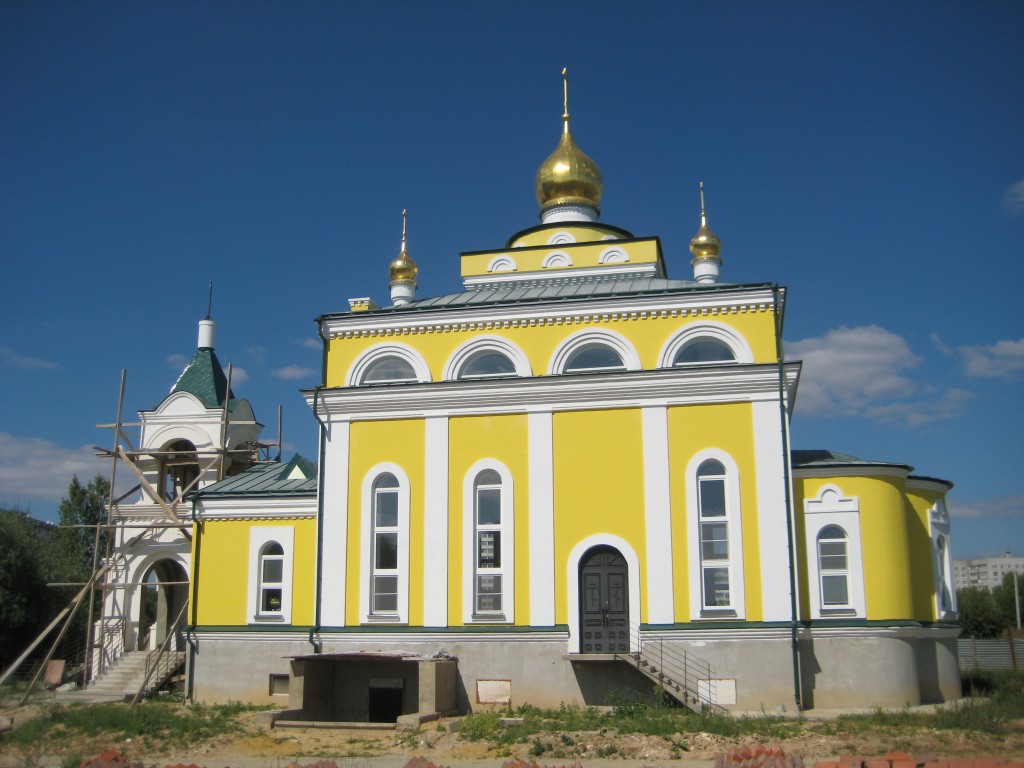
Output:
[
  {"xmin": 258, "ymin": 542, "xmax": 284, "ymax": 614},
  {"xmin": 371, "ymin": 474, "xmax": 400, "ymax": 614},
  {"xmin": 817, "ymin": 525, "xmax": 850, "ymax": 608},
  {"xmin": 697, "ymin": 459, "xmax": 731, "ymax": 609},
  {"xmin": 673, "ymin": 339, "xmax": 736, "ymax": 365},
  {"xmin": 362, "ymin": 357, "xmax": 417, "ymax": 384},
  {"xmin": 474, "ymin": 469, "xmax": 504, "ymax": 615},
  {"xmin": 564, "ymin": 344, "xmax": 625, "ymax": 373},
  {"xmin": 460, "ymin": 351, "xmax": 516, "ymax": 379}
]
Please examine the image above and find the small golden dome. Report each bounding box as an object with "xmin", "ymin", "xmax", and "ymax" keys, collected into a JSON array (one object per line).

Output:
[
  {"xmin": 689, "ymin": 182, "xmax": 722, "ymax": 262},
  {"xmin": 389, "ymin": 209, "xmax": 418, "ymax": 285},
  {"xmin": 534, "ymin": 69, "xmax": 603, "ymax": 214}
]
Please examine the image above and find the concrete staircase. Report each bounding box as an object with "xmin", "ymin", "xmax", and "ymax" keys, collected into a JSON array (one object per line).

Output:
[{"xmin": 57, "ymin": 650, "xmax": 185, "ymax": 703}]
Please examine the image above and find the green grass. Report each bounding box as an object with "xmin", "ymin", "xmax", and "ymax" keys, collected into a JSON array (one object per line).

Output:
[{"xmin": 3, "ymin": 700, "xmax": 259, "ymax": 748}]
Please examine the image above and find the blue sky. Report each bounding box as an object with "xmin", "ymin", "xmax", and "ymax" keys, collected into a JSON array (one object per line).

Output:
[{"xmin": 1, "ymin": 1, "xmax": 1021, "ymax": 559}]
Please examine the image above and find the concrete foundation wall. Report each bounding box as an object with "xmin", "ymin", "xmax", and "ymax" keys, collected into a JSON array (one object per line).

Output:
[{"xmin": 190, "ymin": 627, "xmax": 961, "ymax": 712}]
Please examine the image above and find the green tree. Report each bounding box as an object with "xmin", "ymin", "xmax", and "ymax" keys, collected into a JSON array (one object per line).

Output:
[
  {"xmin": 0, "ymin": 508, "xmax": 62, "ymax": 669},
  {"xmin": 956, "ymin": 586, "xmax": 1005, "ymax": 638},
  {"xmin": 992, "ymin": 572, "xmax": 1023, "ymax": 631},
  {"xmin": 55, "ymin": 474, "xmax": 110, "ymax": 583}
]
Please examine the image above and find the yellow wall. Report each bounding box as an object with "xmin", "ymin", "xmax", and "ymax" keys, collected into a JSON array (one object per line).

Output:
[
  {"xmin": 666, "ymin": 402, "xmax": 762, "ymax": 621},
  {"xmin": 795, "ymin": 475, "xmax": 915, "ymax": 620},
  {"xmin": 345, "ymin": 419, "xmax": 426, "ymax": 626},
  {"xmin": 905, "ymin": 486, "xmax": 946, "ymax": 621},
  {"xmin": 552, "ymin": 408, "xmax": 647, "ymax": 623},
  {"xmin": 192, "ymin": 517, "xmax": 318, "ymax": 626},
  {"xmin": 326, "ymin": 310, "xmax": 779, "ymax": 387},
  {"xmin": 447, "ymin": 414, "xmax": 531, "ymax": 624},
  {"xmin": 460, "ymin": 237, "xmax": 660, "ymax": 277}
]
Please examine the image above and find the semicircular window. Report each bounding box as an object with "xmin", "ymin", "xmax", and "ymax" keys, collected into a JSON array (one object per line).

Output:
[
  {"xmin": 564, "ymin": 344, "xmax": 625, "ymax": 373},
  {"xmin": 362, "ymin": 356, "xmax": 417, "ymax": 384},
  {"xmin": 673, "ymin": 340, "xmax": 736, "ymax": 365},
  {"xmin": 459, "ymin": 350, "xmax": 517, "ymax": 379}
]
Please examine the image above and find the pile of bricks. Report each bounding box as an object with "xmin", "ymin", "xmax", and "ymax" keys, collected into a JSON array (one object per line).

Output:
[
  {"xmin": 715, "ymin": 743, "xmax": 804, "ymax": 768},
  {"xmin": 285, "ymin": 762, "xmax": 344, "ymax": 768},
  {"xmin": 814, "ymin": 754, "xmax": 1024, "ymax": 768},
  {"xmin": 500, "ymin": 761, "xmax": 583, "ymax": 768}
]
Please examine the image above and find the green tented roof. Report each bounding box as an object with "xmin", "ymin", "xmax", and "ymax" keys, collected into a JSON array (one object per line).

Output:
[
  {"xmin": 166, "ymin": 348, "xmax": 235, "ymax": 409},
  {"xmin": 194, "ymin": 455, "xmax": 318, "ymax": 498}
]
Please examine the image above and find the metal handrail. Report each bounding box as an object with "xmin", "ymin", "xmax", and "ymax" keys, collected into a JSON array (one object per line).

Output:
[
  {"xmin": 130, "ymin": 601, "xmax": 188, "ymax": 705},
  {"xmin": 621, "ymin": 623, "xmax": 721, "ymax": 709}
]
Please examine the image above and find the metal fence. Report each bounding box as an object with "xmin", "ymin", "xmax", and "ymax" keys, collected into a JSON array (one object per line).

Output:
[{"xmin": 957, "ymin": 638, "xmax": 1023, "ymax": 670}]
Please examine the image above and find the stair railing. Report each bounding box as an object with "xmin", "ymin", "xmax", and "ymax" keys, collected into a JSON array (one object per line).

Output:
[
  {"xmin": 621, "ymin": 623, "xmax": 722, "ymax": 710},
  {"xmin": 130, "ymin": 601, "xmax": 188, "ymax": 706}
]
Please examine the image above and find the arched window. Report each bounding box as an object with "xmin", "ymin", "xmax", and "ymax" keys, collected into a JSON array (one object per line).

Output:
[
  {"xmin": 258, "ymin": 542, "xmax": 284, "ymax": 614},
  {"xmin": 817, "ymin": 525, "xmax": 850, "ymax": 608},
  {"xmin": 697, "ymin": 459, "xmax": 732, "ymax": 609},
  {"xmin": 564, "ymin": 345, "xmax": 625, "ymax": 373},
  {"xmin": 361, "ymin": 356, "xmax": 418, "ymax": 385},
  {"xmin": 936, "ymin": 534, "xmax": 952, "ymax": 613},
  {"xmin": 474, "ymin": 469, "xmax": 504, "ymax": 615},
  {"xmin": 371, "ymin": 474, "xmax": 400, "ymax": 615},
  {"xmin": 459, "ymin": 351, "xmax": 517, "ymax": 379},
  {"xmin": 673, "ymin": 339, "xmax": 736, "ymax": 365}
]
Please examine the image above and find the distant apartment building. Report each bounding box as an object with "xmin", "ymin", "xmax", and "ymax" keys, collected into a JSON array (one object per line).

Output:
[{"xmin": 953, "ymin": 553, "xmax": 1024, "ymax": 590}]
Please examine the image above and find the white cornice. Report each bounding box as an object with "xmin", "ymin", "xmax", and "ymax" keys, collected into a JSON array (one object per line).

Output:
[
  {"xmin": 793, "ymin": 465, "xmax": 910, "ymax": 481},
  {"xmin": 196, "ymin": 496, "xmax": 317, "ymax": 520},
  {"xmin": 306, "ymin": 363, "xmax": 800, "ymax": 421},
  {"xmin": 462, "ymin": 263, "xmax": 659, "ymax": 289},
  {"xmin": 320, "ymin": 286, "xmax": 780, "ymax": 340}
]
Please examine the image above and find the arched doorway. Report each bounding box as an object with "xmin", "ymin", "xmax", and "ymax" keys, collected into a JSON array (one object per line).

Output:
[
  {"xmin": 160, "ymin": 439, "xmax": 200, "ymax": 503},
  {"xmin": 138, "ymin": 559, "xmax": 189, "ymax": 652},
  {"xmin": 579, "ymin": 546, "xmax": 629, "ymax": 653}
]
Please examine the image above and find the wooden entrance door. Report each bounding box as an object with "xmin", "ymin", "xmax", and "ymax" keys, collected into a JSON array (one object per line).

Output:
[{"xmin": 580, "ymin": 547, "xmax": 629, "ymax": 653}]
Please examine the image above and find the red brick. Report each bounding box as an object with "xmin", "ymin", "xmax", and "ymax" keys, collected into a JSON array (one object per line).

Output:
[
  {"xmin": 865, "ymin": 759, "xmax": 889, "ymax": 768},
  {"xmin": 814, "ymin": 762, "xmax": 840, "ymax": 768},
  {"xmin": 840, "ymin": 757, "xmax": 864, "ymax": 768},
  {"xmin": 886, "ymin": 756, "xmax": 912, "ymax": 763},
  {"xmin": 892, "ymin": 759, "xmax": 917, "ymax": 768}
]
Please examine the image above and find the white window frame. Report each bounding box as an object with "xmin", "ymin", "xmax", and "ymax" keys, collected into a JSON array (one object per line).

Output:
[
  {"xmin": 443, "ymin": 335, "xmax": 532, "ymax": 381},
  {"xmin": 347, "ymin": 343, "xmax": 432, "ymax": 386},
  {"xmin": 247, "ymin": 526, "xmax": 294, "ymax": 624},
  {"xmin": 803, "ymin": 485, "xmax": 866, "ymax": 619},
  {"xmin": 928, "ymin": 499, "xmax": 957, "ymax": 619},
  {"xmin": 658, "ymin": 321, "xmax": 754, "ymax": 368},
  {"xmin": 359, "ymin": 463, "xmax": 411, "ymax": 623},
  {"xmin": 462, "ymin": 459, "xmax": 514, "ymax": 624},
  {"xmin": 816, "ymin": 525, "xmax": 852, "ymax": 610},
  {"xmin": 548, "ymin": 328, "xmax": 642, "ymax": 375},
  {"xmin": 686, "ymin": 449, "xmax": 745, "ymax": 619}
]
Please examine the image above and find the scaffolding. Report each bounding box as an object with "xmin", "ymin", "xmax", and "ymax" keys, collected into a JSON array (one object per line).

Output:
[{"xmin": 1, "ymin": 365, "xmax": 282, "ymax": 705}]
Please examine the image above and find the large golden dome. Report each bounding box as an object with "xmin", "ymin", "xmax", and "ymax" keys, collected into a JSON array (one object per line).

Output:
[
  {"xmin": 534, "ymin": 70, "xmax": 603, "ymax": 215},
  {"xmin": 389, "ymin": 209, "xmax": 418, "ymax": 285}
]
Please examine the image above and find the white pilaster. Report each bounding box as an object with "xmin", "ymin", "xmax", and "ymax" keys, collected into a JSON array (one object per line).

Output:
[
  {"xmin": 642, "ymin": 406, "xmax": 674, "ymax": 624},
  {"xmin": 528, "ymin": 411, "xmax": 555, "ymax": 626},
  {"xmin": 318, "ymin": 419, "xmax": 350, "ymax": 626},
  {"xmin": 752, "ymin": 399, "xmax": 793, "ymax": 622},
  {"xmin": 423, "ymin": 416, "xmax": 449, "ymax": 626}
]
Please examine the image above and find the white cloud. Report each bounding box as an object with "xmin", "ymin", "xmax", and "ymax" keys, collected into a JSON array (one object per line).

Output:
[
  {"xmin": 1002, "ymin": 178, "xmax": 1024, "ymax": 217},
  {"xmin": 228, "ymin": 366, "xmax": 249, "ymax": 386},
  {"xmin": 787, "ymin": 325, "xmax": 965, "ymax": 427},
  {"xmin": 246, "ymin": 346, "xmax": 266, "ymax": 365},
  {"xmin": 166, "ymin": 353, "xmax": 188, "ymax": 369},
  {"xmin": 948, "ymin": 493, "xmax": 1024, "ymax": 520},
  {"xmin": 271, "ymin": 365, "xmax": 317, "ymax": 380},
  {"xmin": 0, "ymin": 433, "xmax": 106, "ymax": 506},
  {"xmin": 959, "ymin": 338, "xmax": 1024, "ymax": 379},
  {"xmin": 299, "ymin": 338, "xmax": 321, "ymax": 349},
  {"xmin": 0, "ymin": 346, "xmax": 58, "ymax": 370}
]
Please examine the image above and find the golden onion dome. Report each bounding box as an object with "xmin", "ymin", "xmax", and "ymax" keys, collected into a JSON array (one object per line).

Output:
[
  {"xmin": 389, "ymin": 209, "xmax": 418, "ymax": 285},
  {"xmin": 689, "ymin": 182, "xmax": 722, "ymax": 261},
  {"xmin": 534, "ymin": 69, "xmax": 604, "ymax": 214}
]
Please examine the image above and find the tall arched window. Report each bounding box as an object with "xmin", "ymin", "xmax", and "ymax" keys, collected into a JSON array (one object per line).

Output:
[
  {"xmin": 936, "ymin": 534, "xmax": 952, "ymax": 613},
  {"xmin": 697, "ymin": 459, "xmax": 732, "ymax": 609},
  {"xmin": 371, "ymin": 474, "xmax": 400, "ymax": 615},
  {"xmin": 817, "ymin": 525, "xmax": 850, "ymax": 608},
  {"xmin": 258, "ymin": 542, "xmax": 284, "ymax": 614},
  {"xmin": 474, "ymin": 469, "xmax": 504, "ymax": 615}
]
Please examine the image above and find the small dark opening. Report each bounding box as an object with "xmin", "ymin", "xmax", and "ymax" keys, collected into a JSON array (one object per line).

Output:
[{"xmin": 368, "ymin": 686, "xmax": 404, "ymax": 722}]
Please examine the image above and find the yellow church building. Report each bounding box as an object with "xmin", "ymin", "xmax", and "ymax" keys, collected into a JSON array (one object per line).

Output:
[{"xmin": 166, "ymin": 75, "xmax": 962, "ymax": 717}]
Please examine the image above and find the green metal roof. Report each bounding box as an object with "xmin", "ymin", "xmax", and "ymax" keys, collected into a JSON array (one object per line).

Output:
[
  {"xmin": 195, "ymin": 455, "xmax": 318, "ymax": 498},
  {"xmin": 791, "ymin": 449, "xmax": 912, "ymax": 472},
  {"xmin": 166, "ymin": 348, "xmax": 235, "ymax": 409}
]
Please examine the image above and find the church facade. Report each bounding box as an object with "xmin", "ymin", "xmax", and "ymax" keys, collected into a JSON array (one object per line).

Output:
[{"xmin": 128, "ymin": 78, "xmax": 960, "ymax": 715}]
